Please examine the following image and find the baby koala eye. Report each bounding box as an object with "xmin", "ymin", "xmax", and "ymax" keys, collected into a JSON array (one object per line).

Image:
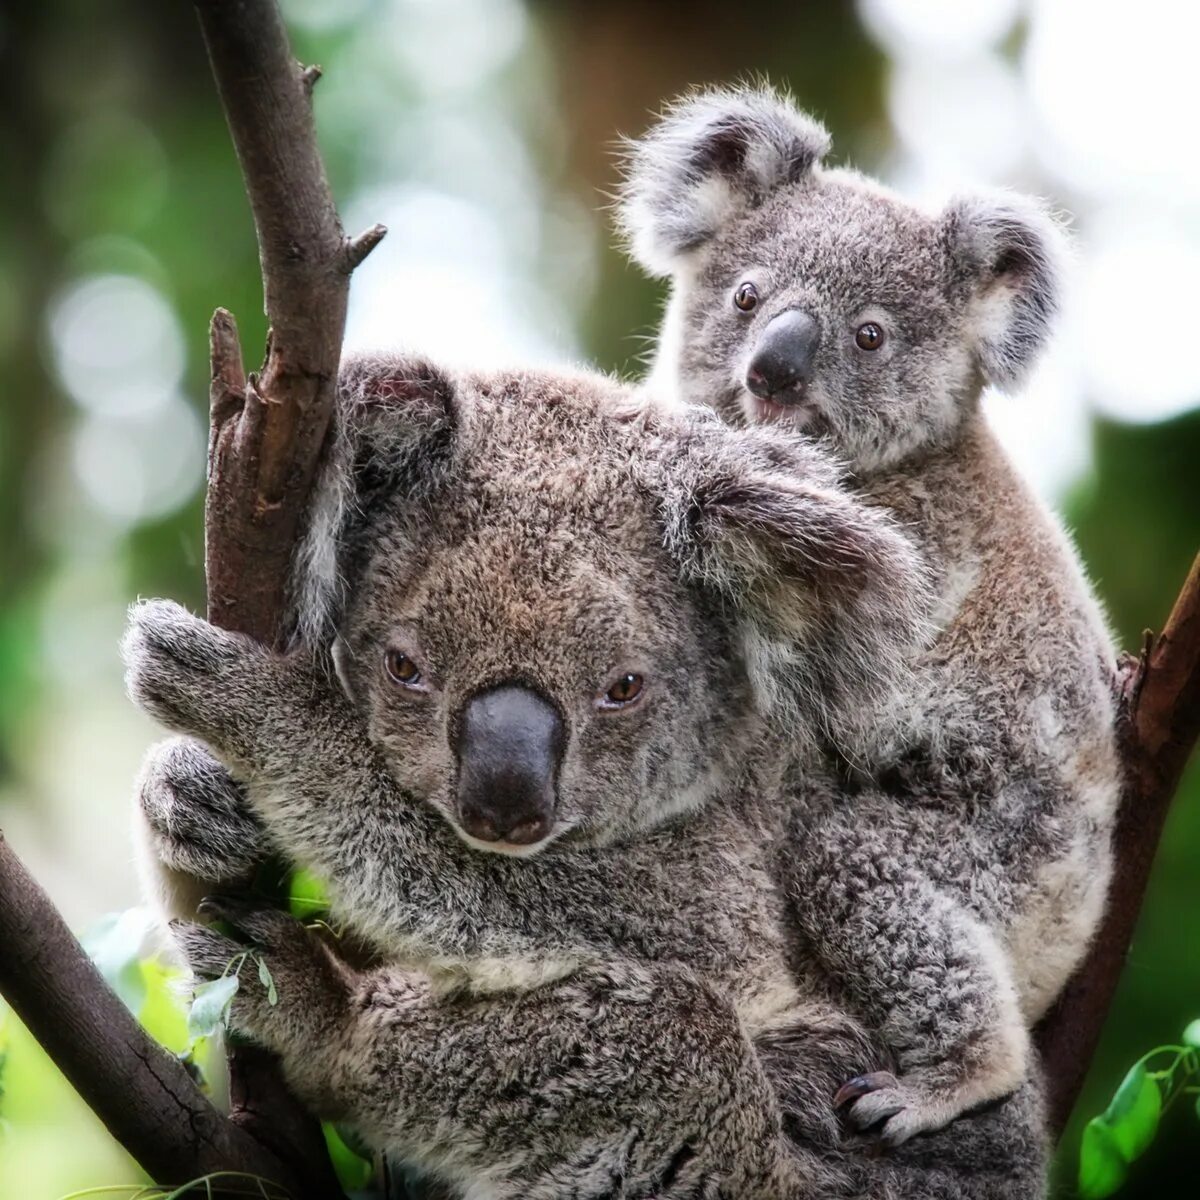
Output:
[
  {"xmin": 384, "ymin": 648, "xmax": 423, "ymax": 688},
  {"xmin": 599, "ymin": 673, "xmax": 645, "ymax": 710},
  {"xmin": 855, "ymin": 321, "xmax": 886, "ymax": 351},
  {"xmin": 733, "ymin": 282, "xmax": 759, "ymax": 313}
]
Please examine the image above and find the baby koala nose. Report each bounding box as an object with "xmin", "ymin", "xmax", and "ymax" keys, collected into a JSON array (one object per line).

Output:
[
  {"xmin": 745, "ymin": 309, "xmax": 821, "ymax": 402},
  {"xmin": 454, "ymin": 683, "xmax": 564, "ymax": 848}
]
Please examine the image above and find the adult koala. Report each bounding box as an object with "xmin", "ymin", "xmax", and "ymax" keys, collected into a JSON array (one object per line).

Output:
[
  {"xmin": 618, "ymin": 86, "xmax": 1120, "ymax": 1143},
  {"xmin": 125, "ymin": 356, "xmax": 1045, "ymax": 1198}
]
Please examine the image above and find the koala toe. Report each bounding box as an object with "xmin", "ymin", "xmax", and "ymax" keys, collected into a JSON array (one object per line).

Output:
[
  {"xmin": 137, "ymin": 738, "xmax": 264, "ymax": 881},
  {"xmin": 844, "ymin": 1084, "xmax": 909, "ymax": 1135},
  {"xmin": 168, "ymin": 918, "xmax": 243, "ymax": 980},
  {"xmin": 196, "ymin": 893, "xmax": 296, "ymax": 950},
  {"xmin": 833, "ymin": 1070, "xmax": 899, "ymax": 1109},
  {"xmin": 126, "ymin": 598, "xmax": 239, "ymax": 674}
]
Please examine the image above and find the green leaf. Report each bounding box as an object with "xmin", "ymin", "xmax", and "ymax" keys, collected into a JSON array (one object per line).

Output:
[
  {"xmin": 323, "ymin": 1121, "xmax": 374, "ymax": 1191},
  {"xmin": 81, "ymin": 908, "xmax": 156, "ymax": 1016},
  {"xmin": 1182, "ymin": 1019, "xmax": 1200, "ymax": 1050},
  {"xmin": 257, "ymin": 955, "xmax": 278, "ymax": 1007},
  {"xmin": 1079, "ymin": 1117, "xmax": 1128, "ymax": 1199},
  {"xmin": 287, "ymin": 868, "xmax": 331, "ymax": 919},
  {"xmin": 187, "ymin": 974, "xmax": 240, "ymax": 1039},
  {"xmin": 1104, "ymin": 1062, "xmax": 1161, "ymax": 1162}
]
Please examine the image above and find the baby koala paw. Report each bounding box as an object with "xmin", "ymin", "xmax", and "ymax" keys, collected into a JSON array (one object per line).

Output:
[{"xmin": 834, "ymin": 1057, "xmax": 1022, "ymax": 1146}]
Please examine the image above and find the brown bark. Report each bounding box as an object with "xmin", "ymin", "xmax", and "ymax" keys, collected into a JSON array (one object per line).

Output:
[
  {"xmin": 1036, "ymin": 551, "xmax": 1200, "ymax": 1135},
  {"xmin": 0, "ymin": 833, "xmax": 293, "ymax": 1192},
  {"xmin": 191, "ymin": 0, "xmax": 383, "ymax": 1191}
]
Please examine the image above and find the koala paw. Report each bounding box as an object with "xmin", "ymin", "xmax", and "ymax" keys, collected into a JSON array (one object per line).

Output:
[
  {"xmin": 834, "ymin": 1067, "xmax": 1013, "ymax": 1146},
  {"xmin": 122, "ymin": 598, "xmax": 262, "ymax": 748},
  {"xmin": 137, "ymin": 737, "xmax": 265, "ymax": 883},
  {"xmin": 171, "ymin": 895, "xmax": 352, "ymax": 1048}
]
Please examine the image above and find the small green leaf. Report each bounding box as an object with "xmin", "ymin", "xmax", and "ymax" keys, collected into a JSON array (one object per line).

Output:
[
  {"xmin": 1104, "ymin": 1062, "xmax": 1161, "ymax": 1162},
  {"xmin": 287, "ymin": 868, "xmax": 331, "ymax": 919},
  {"xmin": 257, "ymin": 955, "xmax": 278, "ymax": 1006},
  {"xmin": 323, "ymin": 1121, "xmax": 374, "ymax": 1191},
  {"xmin": 82, "ymin": 908, "xmax": 156, "ymax": 1016},
  {"xmin": 187, "ymin": 974, "xmax": 240, "ymax": 1039},
  {"xmin": 1079, "ymin": 1117, "xmax": 1128, "ymax": 1199},
  {"xmin": 1182, "ymin": 1019, "xmax": 1200, "ymax": 1050}
]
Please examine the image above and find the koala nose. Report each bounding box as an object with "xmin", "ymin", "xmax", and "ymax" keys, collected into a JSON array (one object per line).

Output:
[
  {"xmin": 454, "ymin": 684, "xmax": 564, "ymax": 847},
  {"xmin": 745, "ymin": 310, "xmax": 821, "ymax": 402}
]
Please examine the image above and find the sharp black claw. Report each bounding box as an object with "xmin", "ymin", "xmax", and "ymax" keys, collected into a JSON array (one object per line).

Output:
[{"xmin": 833, "ymin": 1071, "xmax": 899, "ymax": 1108}]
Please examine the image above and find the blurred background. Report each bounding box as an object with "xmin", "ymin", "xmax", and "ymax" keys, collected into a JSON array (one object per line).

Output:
[{"xmin": 0, "ymin": 0, "xmax": 1196, "ymax": 1195}]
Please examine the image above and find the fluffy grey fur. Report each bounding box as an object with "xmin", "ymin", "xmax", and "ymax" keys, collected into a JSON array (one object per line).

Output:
[
  {"xmin": 126, "ymin": 357, "xmax": 1045, "ymax": 1198},
  {"xmin": 618, "ymin": 85, "xmax": 1120, "ymax": 1143}
]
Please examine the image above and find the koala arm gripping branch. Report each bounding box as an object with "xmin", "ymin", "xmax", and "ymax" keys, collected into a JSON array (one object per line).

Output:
[
  {"xmin": 125, "ymin": 599, "xmax": 626, "ymax": 965},
  {"xmin": 170, "ymin": 899, "xmax": 797, "ymax": 1200}
]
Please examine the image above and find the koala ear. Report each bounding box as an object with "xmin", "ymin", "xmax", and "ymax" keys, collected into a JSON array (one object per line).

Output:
[
  {"xmin": 617, "ymin": 85, "xmax": 831, "ymax": 277},
  {"xmin": 290, "ymin": 353, "xmax": 459, "ymax": 646},
  {"xmin": 942, "ymin": 191, "xmax": 1071, "ymax": 390},
  {"xmin": 658, "ymin": 423, "xmax": 929, "ymax": 754}
]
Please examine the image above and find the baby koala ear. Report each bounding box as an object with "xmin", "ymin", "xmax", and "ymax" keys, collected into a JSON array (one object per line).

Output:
[
  {"xmin": 291, "ymin": 353, "xmax": 461, "ymax": 647},
  {"xmin": 658, "ymin": 423, "xmax": 930, "ymax": 754},
  {"xmin": 617, "ymin": 85, "xmax": 830, "ymax": 277},
  {"xmin": 942, "ymin": 191, "xmax": 1071, "ymax": 390}
]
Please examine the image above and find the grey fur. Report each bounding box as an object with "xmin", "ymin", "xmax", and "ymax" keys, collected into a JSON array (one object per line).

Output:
[
  {"xmin": 126, "ymin": 358, "xmax": 1045, "ymax": 1197},
  {"xmin": 618, "ymin": 85, "xmax": 1119, "ymax": 1142}
]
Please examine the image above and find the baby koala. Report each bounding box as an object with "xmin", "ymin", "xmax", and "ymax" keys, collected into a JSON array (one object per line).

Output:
[
  {"xmin": 125, "ymin": 357, "xmax": 1047, "ymax": 1198},
  {"xmin": 618, "ymin": 86, "xmax": 1121, "ymax": 1144}
]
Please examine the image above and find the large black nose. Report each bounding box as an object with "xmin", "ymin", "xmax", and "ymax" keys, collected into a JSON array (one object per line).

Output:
[
  {"xmin": 454, "ymin": 684, "xmax": 564, "ymax": 847},
  {"xmin": 745, "ymin": 310, "xmax": 821, "ymax": 402}
]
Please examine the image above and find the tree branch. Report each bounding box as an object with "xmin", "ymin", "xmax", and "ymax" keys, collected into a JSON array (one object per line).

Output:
[
  {"xmin": 1037, "ymin": 550, "xmax": 1200, "ymax": 1135},
  {"xmin": 192, "ymin": 0, "xmax": 383, "ymax": 1190},
  {"xmin": 0, "ymin": 833, "xmax": 292, "ymax": 1191}
]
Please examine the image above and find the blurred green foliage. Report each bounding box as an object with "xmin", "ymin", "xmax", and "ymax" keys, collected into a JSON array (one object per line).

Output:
[{"xmin": 0, "ymin": 1, "xmax": 1195, "ymax": 1198}]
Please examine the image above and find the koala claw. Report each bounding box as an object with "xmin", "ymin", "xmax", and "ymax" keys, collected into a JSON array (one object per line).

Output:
[
  {"xmin": 833, "ymin": 1071, "xmax": 899, "ymax": 1110},
  {"xmin": 840, "ymin": 1075, "xmax": 972, "ymax": 1146},
  {"xmin": 196, "ymin": 893, "xmax": 296, "ymax": 948}
]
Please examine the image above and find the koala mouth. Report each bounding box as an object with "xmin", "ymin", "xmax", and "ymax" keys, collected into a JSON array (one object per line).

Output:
[{"xmin": 740, "ymin": 387, "xmax": 819, "ymax": 428}]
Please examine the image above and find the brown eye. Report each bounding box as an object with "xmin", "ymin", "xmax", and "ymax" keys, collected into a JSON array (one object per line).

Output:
[
  {"xmin": 602, "ymin": 673, "xmax": 644, "ymax": 708},
  {"xmin": 385, "ymin": 649, "xmax": 422, "ymax": 687},
  {"xmin": 733, "ymin": 282, "xmax": 759, "ymax": 312},
  {"xmin": 855, "ymin": 322, "xmax": 885, "ymax": 351}
]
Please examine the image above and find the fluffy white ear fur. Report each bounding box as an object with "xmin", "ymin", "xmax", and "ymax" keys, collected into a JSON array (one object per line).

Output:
[
  {"xmin": 943, "ymin": 191, "xmax": 1072, "ymax": 390},
  {"xmin": 617, "ymin": 85, "xmax": 830, "ymax": 277}
]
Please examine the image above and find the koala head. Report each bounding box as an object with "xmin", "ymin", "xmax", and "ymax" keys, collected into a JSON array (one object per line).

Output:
[
  {"xmin": 618, "ymin": 85, "xmax": 1070, "ymax": 473},
  {"xmin": 291, "ymin": 354, "xmax": 928, "ymax": 858}
]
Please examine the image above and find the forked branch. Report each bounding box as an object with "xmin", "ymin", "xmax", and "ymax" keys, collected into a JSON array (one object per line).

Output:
[{"xmin": 193, "ymin": 0, "xmax": 384, "ymax": 1191}]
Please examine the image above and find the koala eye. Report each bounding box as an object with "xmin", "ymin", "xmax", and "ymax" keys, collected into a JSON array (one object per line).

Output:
[
  {"xmin": 599, "ymin": 673, "xmax": 645, "ymax": 710},
  {"xmin": 733, "ymin": 282, "xmax": 759, "ymax": 313},
  {"xmin": 855, "ymin": 322, "xmax": 886, "ymax": 351},
  {"xmin": 384, "ymin": 649, "xmax": 423, "ymax": 688}
]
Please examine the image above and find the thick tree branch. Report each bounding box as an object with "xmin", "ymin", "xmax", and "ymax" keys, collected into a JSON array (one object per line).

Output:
[
  {"xmin": 1037, "ymin": 550, "xmax": 1200, "ymax": 1135},
  {"xmin": 0, "ymin": 833, "xmax": 291, "ymax": 1191},
  {"xmin": 192, "ymin": 0, "xmax": 382, "ymax": 1191}
]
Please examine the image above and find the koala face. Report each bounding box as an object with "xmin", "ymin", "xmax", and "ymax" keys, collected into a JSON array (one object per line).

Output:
[
  {"xmin": 619, "ymin": 87, "xmax": 1069, "ymax": 473},
  {"xmin": 295, "ymin": 356, "xmax": 929, "ymax": 858}
]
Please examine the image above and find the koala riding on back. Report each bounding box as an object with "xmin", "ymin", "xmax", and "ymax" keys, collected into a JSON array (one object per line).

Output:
[
  {"xmin": 619, "ymin": 85, "xmax": 1121, "ymax": 1143},
  {"xmin": 126, "ymin": 356, "xmax": 1049, "ymax": 1197}
]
